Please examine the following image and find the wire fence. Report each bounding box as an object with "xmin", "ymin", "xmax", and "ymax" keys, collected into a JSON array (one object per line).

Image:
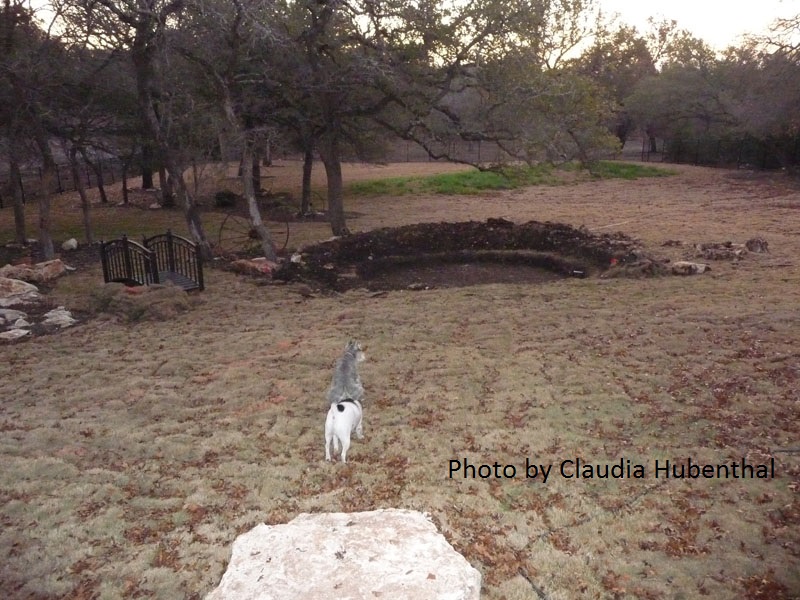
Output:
[
  {"xmin": 3, "ymin": 134, "xmax": 795, "ymax": 208},
  {"xmin": 641, "ymin": 136, "xmax": 800, "ymax": 170},
  {"xmin": 379, "ymin": 139, "xmax": 512, "ymax": 164},
  {"xmin": 0, "ymin": 158, "xmax": 136, "ymax": 208}
]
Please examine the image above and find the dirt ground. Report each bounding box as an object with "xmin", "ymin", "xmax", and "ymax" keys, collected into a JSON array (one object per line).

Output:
[{"xmin": 1, "ymin": 161, "xmax": 799, "ymax": 600}]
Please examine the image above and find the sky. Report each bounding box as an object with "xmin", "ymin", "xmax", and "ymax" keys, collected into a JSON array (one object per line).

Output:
[{"xmin": 597, "ymin": 0, "xmax": 796, "ymax": 49}]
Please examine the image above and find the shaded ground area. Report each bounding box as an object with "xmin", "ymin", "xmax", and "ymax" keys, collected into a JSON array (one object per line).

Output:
[{"xmin": 360, "ymin": 259, "xmax": 565, "ymax": 291}]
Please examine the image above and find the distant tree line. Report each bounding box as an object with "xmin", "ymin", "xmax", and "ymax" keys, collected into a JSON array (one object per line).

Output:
[
  {"xmin": 1, "ymin": 1, "xmax": 798, "ymax": 259},
  {"xmin": 572, "ymin": 15, "xmax": 800, "ymax": 170}
]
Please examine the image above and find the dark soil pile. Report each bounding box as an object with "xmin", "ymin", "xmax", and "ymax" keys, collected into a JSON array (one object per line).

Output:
[{"xmin": 276, "ymin": 218, "xmax": 645, "ymax": 290}]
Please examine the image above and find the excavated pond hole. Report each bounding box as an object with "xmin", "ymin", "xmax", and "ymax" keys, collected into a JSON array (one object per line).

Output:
[{"xmin": 359, "ymin": 260, "xmax": 566, "ymax": 291}]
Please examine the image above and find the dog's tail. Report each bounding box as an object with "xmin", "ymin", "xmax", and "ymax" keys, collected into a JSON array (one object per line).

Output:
[{"xmin": 336, "ymin": 398, "xmax": 357, "ymax": 412}]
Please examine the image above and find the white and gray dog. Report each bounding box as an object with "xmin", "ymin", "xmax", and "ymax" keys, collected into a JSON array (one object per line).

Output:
[{"xmin": 325, "ymin": 340, "xmax": 366, "ymax": 463}]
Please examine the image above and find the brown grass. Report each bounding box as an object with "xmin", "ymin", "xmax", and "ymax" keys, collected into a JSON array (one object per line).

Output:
[{"xmin": 1, "ymin": 161, "xmax": 799, "ymax": 599}]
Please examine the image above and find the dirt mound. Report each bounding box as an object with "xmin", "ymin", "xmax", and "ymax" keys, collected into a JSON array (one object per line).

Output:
[{"xmin": 276, "ymin": 219, "xmax": 646, "ymax": 290}]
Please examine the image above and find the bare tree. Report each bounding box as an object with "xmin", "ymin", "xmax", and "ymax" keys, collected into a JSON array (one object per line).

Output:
[
  {"xmin": 62, "ymin": 0, "xmax": 213, "ymax": 257},
  {"xmin": 0, "ymin": 1, "xmax": 68, "ymax": 257},
  {"xmin": 173, "ymin": 0, "xmax": 280, "ymax": 260}
]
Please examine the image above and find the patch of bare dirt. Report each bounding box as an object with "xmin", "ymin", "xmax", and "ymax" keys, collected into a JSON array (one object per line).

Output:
[{"xmin": 360, "ymin": 258, "xmax": 566, "ymax": 291}]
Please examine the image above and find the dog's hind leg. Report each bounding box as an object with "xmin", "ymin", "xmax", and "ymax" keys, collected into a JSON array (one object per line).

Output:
[
  {"xmin": 339, "ymin": 432, "xmax": 351, "ymax": 463},
  {"xmin": 355, "ymin": 415, "xmax": 364, "ymax": 440},
  {"xmin": 325, "ymin": 411, "xmax": 334, "ymax": 461}
]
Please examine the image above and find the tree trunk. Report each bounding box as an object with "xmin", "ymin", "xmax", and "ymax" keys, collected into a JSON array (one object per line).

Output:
[
  {"xmin": 218, "ymin": 90, "xmax": 275, "ymax": 259},
  {"xmin": 141, "ymin": 143, "xmax": 155, "ymax": 189},
  {"xmin": 7, "ymin": 142, "xmax": 26, "ymax": 244},
  {"xmin": 646, "ymin": 126, "xmax": 658, "ymax": 153},
  {"xmin": 158, "ymin": 164, "xmax": 175, "ymax": 207},
  {"xmin": 121, "ymin": 156, "xmax": 130, "ymax": 204},
  {"xmin": 69, "ymin": 146, "xmax": 93, "ymax": 244},
  {"xmin": 88, "ymin": 153, "xmax": 108, "ymax": 204},
  {"xmin": 191, "ymin": 158, "xmax": 199, "ymax": 196},
  {"xmin": 96, "ymin": 170, "xmax": 108, "ymax": 203},
  {"xmin": 300, "ymin": 144, "xmax": 314, "ymax": 215},
  {"xmin": 37, "ymin": 158, "xmax": 56, "ymax": 260},
  {"xmin": 242, "ymin": 139, "xmax": 278, "ymax": 261},
  {"xmin": 318, "ymin": 135, "xmax": 348, "ymax": 236},
  {"xmin": 79, "ymin": 148, "xmax": 108, "ymax": 204},
  {"xmin": 171, "ymin": 168, "xmax": 210, "ymax": 257},
  {"xmin": 263, "ymin": 141, "xmax": 272, "ymax": 167},
  {"xmin": 29, "ymin": 129, "xmax": 56, "ymax": 259},
  {"xmin": 140, "ymin": 113, "xmax": 210, "ymax": 257},
  {"xmin": 252, "ymin": 148, "xmax": 262, "ymax": 195}
]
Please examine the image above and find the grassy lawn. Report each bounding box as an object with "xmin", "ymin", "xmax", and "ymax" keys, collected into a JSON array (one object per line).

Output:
[
  {"xmin": 1, "ymin": 161, "xmax": 798, "ymax": 600},
  {"xmin": 348, "ymin": 161, "xmax": 674, "ymax": 196}
]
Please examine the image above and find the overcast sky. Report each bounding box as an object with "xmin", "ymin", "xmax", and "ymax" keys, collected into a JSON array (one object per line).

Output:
[{"xmin": 597, "ymin": 0, "xmax": 796, "ymax": 49}]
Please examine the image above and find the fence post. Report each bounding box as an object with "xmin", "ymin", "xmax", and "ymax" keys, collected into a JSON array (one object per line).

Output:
[{"xmin": 122, "ymin": 235, "xmax": 133, "ymax": 281}]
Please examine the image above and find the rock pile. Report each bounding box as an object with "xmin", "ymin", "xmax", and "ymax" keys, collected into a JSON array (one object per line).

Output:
[
  {"xmin": 0, "ymin": 258, "xmax": 68, "ymax": 283},
  {"xmin": 694, "ymin": 237, "xmax": 770, "ymax": 260},
  {"xmin": 0, "ymin": 275, "xmax": 78, "ymax": 341}
]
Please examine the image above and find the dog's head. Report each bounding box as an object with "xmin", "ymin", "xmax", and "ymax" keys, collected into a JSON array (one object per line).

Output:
[{"xmin": 345, "ymin": 340, "xmax": 366, "ymax": 363}]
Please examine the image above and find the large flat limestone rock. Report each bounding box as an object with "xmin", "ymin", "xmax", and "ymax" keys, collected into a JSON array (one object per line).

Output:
[{"xmin": 206, "ymin": 509, "xmax": 481, "ymax": 600}]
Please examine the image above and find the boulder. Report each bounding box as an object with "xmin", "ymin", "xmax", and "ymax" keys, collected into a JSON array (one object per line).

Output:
[
  {"xmin": 0, "ymin": 328, "xmax": 30, "ymax": 341},
  {"xmin": 745, "ymin": 237, "xmax": 769, "ymax": 253},
  {"xmin": 206, "ymin": 509, "xmax": 481, "ymax": 600},
  {"xmin": 672, "ymin": 261, "xmax": 710, "ymax": 275},
  {"xmin": 0, "ymin": 308, "xmax": 28, "ymax": 324},
  {"xmin": 230, "ymin": 257, "xmax": 280, "ymax": 277},
  {"xmin": 61, "ymin": 238, "xmax": 79, "ymax": 251},
  {"xmin": 0, "ymin": 278, "xmax": 41, "ymax": 307},
  {"xmin": 42, "ymin": 307, "xmax": 77, "ymax": 328},
  {"xmin": 0, "ymin": 259, "xmax": 67, "ymax": 283}
]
